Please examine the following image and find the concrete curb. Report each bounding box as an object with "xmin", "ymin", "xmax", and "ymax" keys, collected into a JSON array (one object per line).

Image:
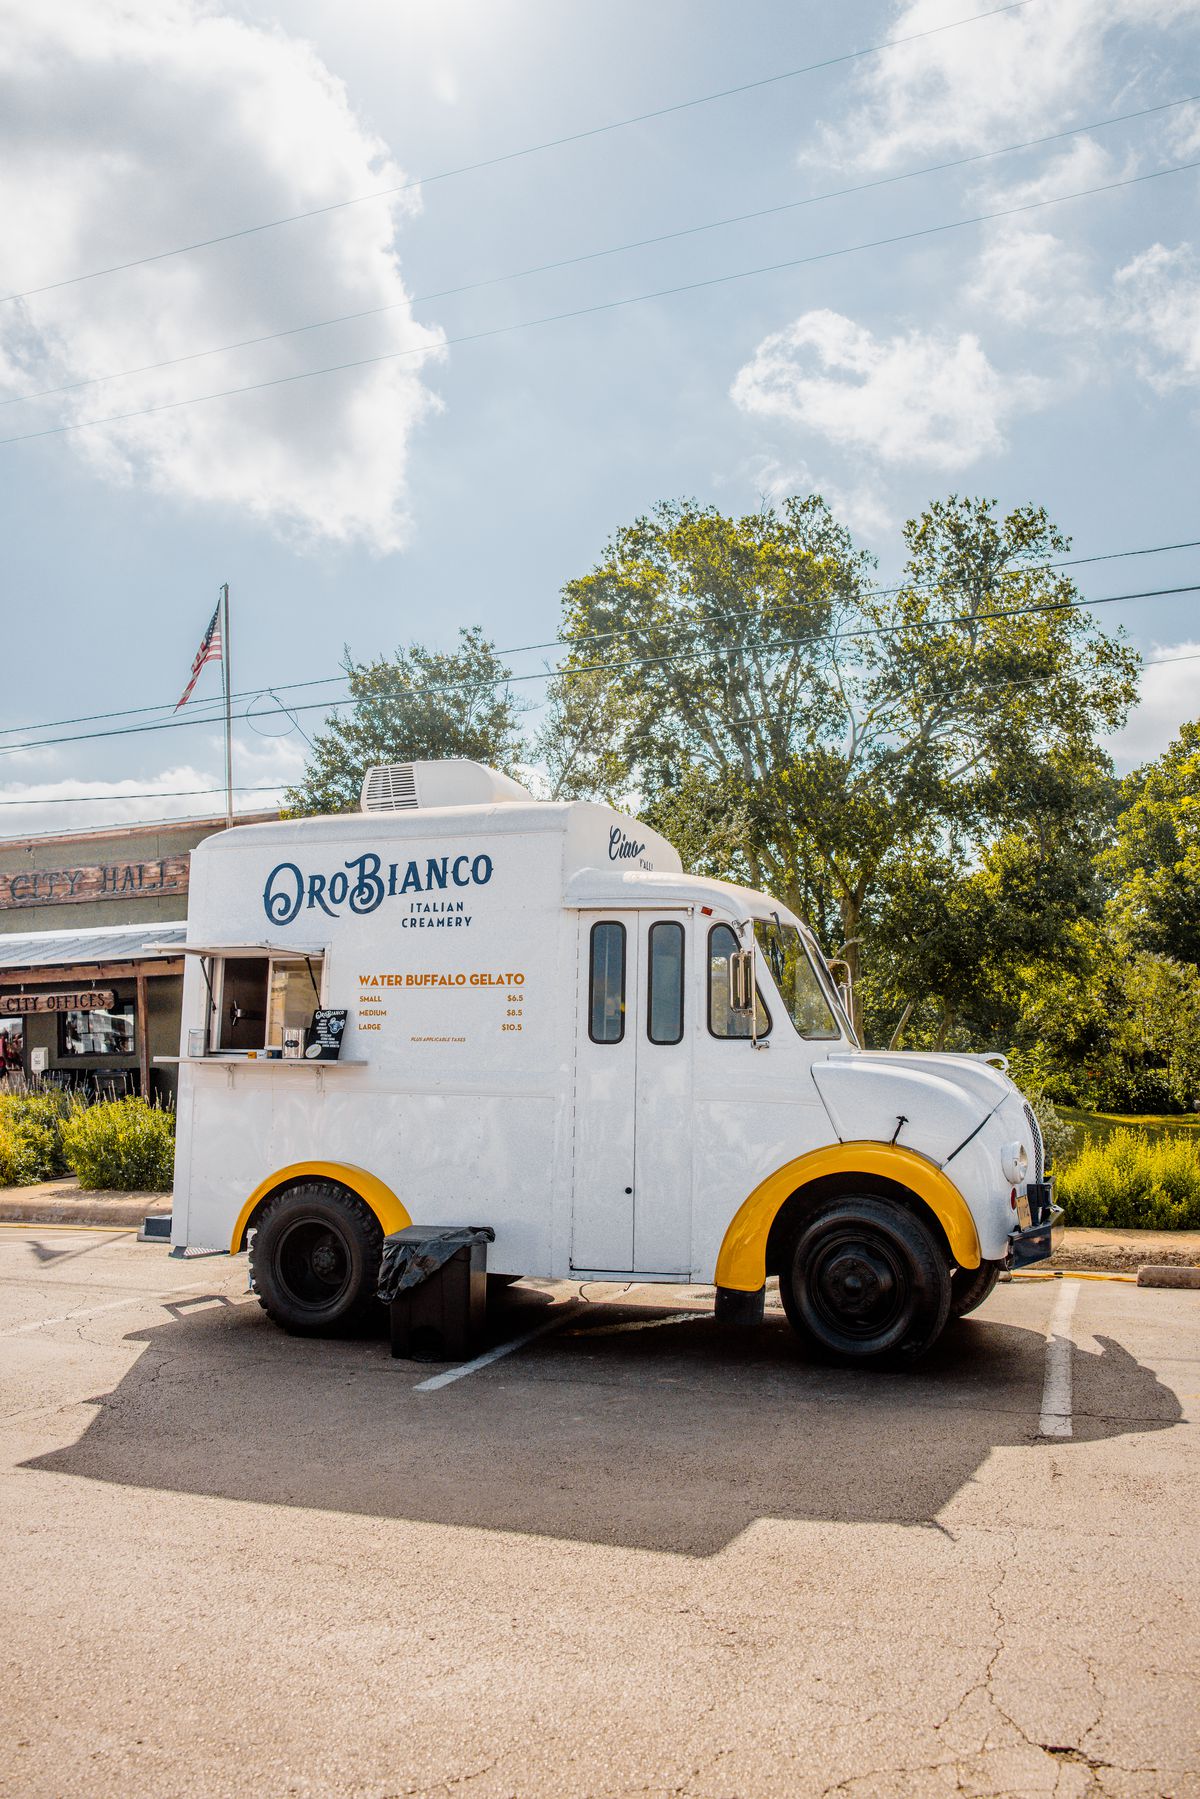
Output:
[
  {"xmin": 1137, "ymin": 1264, "xmax": 1200, "ymax": 1289},
  {"xmin": 0, "ymin": 1199, "xmax": 168, "ymax": 1229}
]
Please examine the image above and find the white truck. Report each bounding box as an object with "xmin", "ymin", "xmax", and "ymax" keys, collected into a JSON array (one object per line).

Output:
[{"xmin": 160, "ymin": 759, "xmax": 1061, "ymax": 1363}]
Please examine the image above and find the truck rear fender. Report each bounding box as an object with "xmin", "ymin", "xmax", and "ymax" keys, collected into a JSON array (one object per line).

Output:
[
  {"xmin": 229, "ymin": 1161, "xmax": 411, "ymax": 1254},
  {"xmin": 714, "ymin": 1142, "xmax": 981, "ymax": 1293}
]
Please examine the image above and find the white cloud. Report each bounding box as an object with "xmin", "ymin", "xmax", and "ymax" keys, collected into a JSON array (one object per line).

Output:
[
  {"xmin": 833, "ymin": 0, "xmax": 1198, "ymax": 171},
  {"xmin": 0, "ymin": 0, "xmax": 444, "ymax": 552},
  {"xmin": 1110, "ymin": 643, "xmax": 1200, "ymax": 771},
  {"xmin": 731, "ymin": 309, "xmax": 1046, "ymax": 469},
  {"xmin": 1112, "ymin": 242, "xmax": 1200, "ymax": 388},
  {"xmin": 0, "ymin": 732, "xmax": 306, "ymax": 838}
]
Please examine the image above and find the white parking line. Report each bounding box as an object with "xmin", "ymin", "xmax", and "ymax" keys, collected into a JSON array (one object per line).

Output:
[
  {"xmin": 0, "ymin": 1283, "xmax": 205, "ymax": 1338},
  {"xmin": 414, "ymin": 1302, "xmax": 580, "ymax": 1392},
  {"xmin": 1039, "ymin": 1279, "xmax": 1081, "ymax": 1438}
]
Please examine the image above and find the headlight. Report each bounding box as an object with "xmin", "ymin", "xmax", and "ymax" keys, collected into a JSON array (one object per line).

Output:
[{"xmin": 1001, "ymin": 1141, "xmax": 1029, "ymax": 1185}]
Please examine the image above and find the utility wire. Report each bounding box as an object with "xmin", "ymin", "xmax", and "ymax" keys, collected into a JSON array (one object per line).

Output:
[
  {"xmin": 0, "ymin": 1, "xmax": 1033, "ymax": 308},
  {"xmin": 3, "ymin": 154, "xmax": 1197, "ymax": 452},
  {"xmin": 6, "ymin": 90, "xmax": 1192, "ymax": 412},
  {"xmin": 6, "ymin": 644, "xmax": 1200, "ymax": 818},
  {"xmin": 0, "ymin": 537, "xmax": 1197, "ymax": 744},
  {"xmin": 0, "ymin": 784, "xmax": 284, "ymax": 807},
  {"xmin": 1, "ymin": 582, "xmax": 1195, "ymax": 762}
]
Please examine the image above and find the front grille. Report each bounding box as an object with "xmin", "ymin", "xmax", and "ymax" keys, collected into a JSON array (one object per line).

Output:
[{"xmin": 1022, "ymin": 1101, "xmax": 1045, "ymax": 1181}]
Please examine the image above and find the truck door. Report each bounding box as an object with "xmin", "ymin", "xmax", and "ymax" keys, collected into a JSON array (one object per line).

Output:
[{"xmin": 571, "ymin": 913, "xmax": 692, "ymax": 1277}]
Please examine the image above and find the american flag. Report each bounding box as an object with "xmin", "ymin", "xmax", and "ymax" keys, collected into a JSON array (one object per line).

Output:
[{"xmin": 175, "ymin": 603, "xmax": 223, "ymax": 710}]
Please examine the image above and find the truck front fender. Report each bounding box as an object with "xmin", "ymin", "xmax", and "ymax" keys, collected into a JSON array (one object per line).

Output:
[
  {"xmin": 714, "ymin": 1142, "xmax": 981, "ymax": 1292},
  {"xmin": 229, "ymin": 1161, "xmax": 411, "ymax": 1254}
]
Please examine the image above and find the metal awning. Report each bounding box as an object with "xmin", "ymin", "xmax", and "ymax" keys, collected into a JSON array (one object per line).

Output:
[
  {"xmin": 0, "ymin": 924, "xmax": 186, "ymax": 969},
  {"xmin": 141, "ymin": 941, "xmax": 326, "ymax": 959}
]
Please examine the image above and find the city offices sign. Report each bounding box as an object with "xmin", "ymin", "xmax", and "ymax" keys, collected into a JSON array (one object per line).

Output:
[
  {"xmin": 0, "ymin": 990, "xmax": 116, "ymax": 1016},
  {"xmin": 0, "ymin": 858, "xmax": 189, "ymax": 911}
]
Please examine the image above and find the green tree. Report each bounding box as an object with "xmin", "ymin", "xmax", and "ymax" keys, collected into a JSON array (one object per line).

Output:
[
  {"xmin": 1103, "ymin": 718, "xmax": 1200, "ymax": 966},
  {"xmin": 542, "ymin": 494, "xmax": 1139, "ymax": 1033},
  {"xmin": 285, "ymin": 627, "xmax": 527, "ymax": 816}
]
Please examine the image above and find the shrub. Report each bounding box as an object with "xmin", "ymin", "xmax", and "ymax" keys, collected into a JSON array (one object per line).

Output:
[
  {"xmin": 0, "ymin": 1091, "xmax": 73, "ymax": 1186},
  {"xmin": 60, "ymin": 1097, "xmax": 175, "ymax": 1192},
  {"xmin": 1057, "ymin": 1128, "xmax": 1200, "ymax": 1230}
]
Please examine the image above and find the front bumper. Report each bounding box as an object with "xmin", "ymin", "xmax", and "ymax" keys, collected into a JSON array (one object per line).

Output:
[{"xmin": 1007, "ymin": 1180, "xmax": 1063, "ymax": 1266}]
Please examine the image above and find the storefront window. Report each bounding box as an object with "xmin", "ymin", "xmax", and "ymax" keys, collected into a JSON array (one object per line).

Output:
[
  {"xmin": 0, "ymin": 1018, "xmax": 24, "ymax": 1079},
  {"xmin": 59, "ymin": 999, "xmax": 136, "ymax": 1058}
]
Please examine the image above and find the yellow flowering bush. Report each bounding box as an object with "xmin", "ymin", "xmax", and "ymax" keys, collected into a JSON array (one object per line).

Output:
[{"xmin": 60, "ymin": 1097, "xmax": 175, "ymax": 1192}]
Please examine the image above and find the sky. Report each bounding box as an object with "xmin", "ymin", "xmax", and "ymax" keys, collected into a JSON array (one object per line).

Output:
[{"xmin": 1, "ymin": 0, "xmax": 1198, "ymax": 838}]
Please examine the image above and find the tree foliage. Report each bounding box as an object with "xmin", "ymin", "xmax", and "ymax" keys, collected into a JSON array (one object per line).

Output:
[
  {"xmin": 1102, "ymin": 719, "xmax": 1200, "ymax": 965},
  {"xmin": 542, "ymin": 494, "xmax": 1139, "ymax": 1031},
  {"xmin": 285, "ymin": 627, "xmax": 527, "ymax": 817}
]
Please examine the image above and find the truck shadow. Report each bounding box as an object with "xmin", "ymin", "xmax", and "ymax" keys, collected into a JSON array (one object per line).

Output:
[{"xmin": 24, "ymin": 1286, "xmax": 1182, "ymax": 1557}]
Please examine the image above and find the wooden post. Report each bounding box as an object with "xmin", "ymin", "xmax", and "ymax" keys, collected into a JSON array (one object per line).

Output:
[{"xmin": 136, "ymin": 967, "xmax": 150, "ymax": 1099}]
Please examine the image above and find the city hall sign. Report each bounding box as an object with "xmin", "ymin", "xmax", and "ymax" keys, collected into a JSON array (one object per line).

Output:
[{"xmin": 0, "ymin": 857, "xmax": 190, "ymax": 911}]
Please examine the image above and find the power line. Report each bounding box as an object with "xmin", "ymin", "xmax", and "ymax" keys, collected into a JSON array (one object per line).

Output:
[
  {"xmin": 4, "ymin": 153, "xmax": 1196, "ymax": 452},
  {"xmin": 3, "ymin": 809, "xmax": 279, "ymax": 843},
  {"xmin": 5, "ymin": 644, "xmax": 1198, "ymax": 826},
  {"xmin": 7, "ymin": 90, "xmax": 1193, "ymax": 412},
  {"xmin": 1, "ymin": 582, "xmax": 1195, "ymax": 763},
  {"xmin": 0, "ymin": 784, "xmax": 284, "ymax": 808},
  {"xmin": 1, "ymin": 537, "xmax": 1197, "ymax": 746},
  {"xmin": 0, "ymin": 1, "xmax": 1033, "ymax": 308}
]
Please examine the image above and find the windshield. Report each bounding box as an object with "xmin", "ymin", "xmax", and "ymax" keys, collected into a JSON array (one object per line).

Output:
[{"xmin": 753, "ymin": 918, "xmax": 842, "ymax": 1041}]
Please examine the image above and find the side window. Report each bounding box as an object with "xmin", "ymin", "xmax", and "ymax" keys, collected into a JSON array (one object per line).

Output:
[
  {"xmin": 708, "ymin": 924, "xmax": 771, "ymax": 1039},
  {"xmin": 588, "ymin": 921, "xmax": 627, "ymax": 1043},
  {"xmin": 647, "ymin": 921, "xmax": 684, "ymax": 1045}
]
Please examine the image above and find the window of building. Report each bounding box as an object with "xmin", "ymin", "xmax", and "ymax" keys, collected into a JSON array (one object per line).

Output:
[
  {"xmin": 588, "ymin": 921, "xmax": 626, "ymax": 1043},
  {"xmin": 59, "ymin": 999, "xmax": 136, "ymax": 1059},
  {"xmin": 707, "ymin": 923, "xmax": 770, "ymax": 1039},
  {"xmin": 0, "ymin": 1017, "xmax": 24, "ymax": 1078},
  {"xmin": 753, "ymin": 919, "xmax": 841, "ymax": 1040},
  {"xmin": 646, "ymin": 921, "xmax": 684, "ymax": 1044}
]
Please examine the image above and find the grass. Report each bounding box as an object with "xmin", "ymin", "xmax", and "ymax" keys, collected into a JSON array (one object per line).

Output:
[{"xmin": 1059, "ymin": 1107, "xmax": 1200, "ymax": 1159}]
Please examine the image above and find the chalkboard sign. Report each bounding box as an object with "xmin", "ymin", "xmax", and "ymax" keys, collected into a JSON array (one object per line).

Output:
[{"xmin": 304, "ymin": 1009, "xmax": 348, "ymax": 1061}]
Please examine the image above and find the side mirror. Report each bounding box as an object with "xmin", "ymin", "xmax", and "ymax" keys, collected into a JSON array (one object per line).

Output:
[{"xmin": 728, "ymin": 949, "xmax": 754, "ymax": 1013}]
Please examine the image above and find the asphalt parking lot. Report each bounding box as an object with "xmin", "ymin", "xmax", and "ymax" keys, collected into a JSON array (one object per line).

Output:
[{"xmin": 1, "ymin": 1226, "xmax": 1197, "ymax": 1799}]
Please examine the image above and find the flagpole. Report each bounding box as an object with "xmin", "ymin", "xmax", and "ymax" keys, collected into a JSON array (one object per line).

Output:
[{"xmin": 221, "ymin": 581, "xmax": 233, "ymax": 828}]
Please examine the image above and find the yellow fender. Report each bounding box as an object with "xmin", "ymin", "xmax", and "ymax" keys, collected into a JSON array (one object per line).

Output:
[
  {"xmin": 229, "ymin": 1161, "xmax": 411, "ymax": 1254},
  {"xmin": 715, "ymin": 1141, "xmax": 981, "ymax": 1292}
]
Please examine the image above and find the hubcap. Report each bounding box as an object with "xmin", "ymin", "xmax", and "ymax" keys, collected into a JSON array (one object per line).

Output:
[
  {"xmin": 276, "ymin": 1217, "xmax": 352, "ymax": 1311},
  {"xmin": 807, "ymin": 1229, "xmax": 911, "ymax": 1341}
]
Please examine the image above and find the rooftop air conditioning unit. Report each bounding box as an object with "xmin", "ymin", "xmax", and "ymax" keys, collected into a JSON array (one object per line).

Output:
[{"xmin": 359, "ymin": 760, "xmax": 534, "ymax": 813}]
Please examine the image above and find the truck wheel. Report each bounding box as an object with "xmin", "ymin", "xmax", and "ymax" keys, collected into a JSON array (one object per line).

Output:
[
  {"xmin": 950, "ymin": 1262, "xmax": 1001, "ymax": 1319},
  {"xmin": 249, "ymin": 1182, "xmax": 383, "ymax": 1336},
  {"xmin": 780, "ymin": 1197, "xmax": 952, "ymax": 1365}
]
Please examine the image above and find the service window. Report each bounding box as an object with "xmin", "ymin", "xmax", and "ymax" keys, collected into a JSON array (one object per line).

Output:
[
  {"xmin": 59, "ymin": 999, "xmax": 136, "ymax": 1058},
  {"xmin": 214, "ymin": 955, "xmax": 323, "ymax": 1052},
  {"xmin": 647, "ymin": 921, "xmax": 684, "ymax": 1044},
  {"xmin": 588, "ymin": 921, "xmax": 626, "ymax": 1043},
  {"xmin": 753, "ymin": 919, "xmax": 841, "ymax": 1040},
  {"xmin": 707, "ymin": 923, "xmax": 770, "ymax": 1039}
]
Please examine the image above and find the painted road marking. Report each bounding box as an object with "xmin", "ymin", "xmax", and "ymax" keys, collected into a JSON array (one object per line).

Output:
[
  {"xmin": 1039, "ymin": 1278, "xmax": 1081, "ymax": 1438},
  {"xmin": 0, "ymin": 1283, "xmax": 206, "ymax": 1338},
  {"xmin": 414, "ymin": 1302, "xmax": 580, "ymax": 1392}
]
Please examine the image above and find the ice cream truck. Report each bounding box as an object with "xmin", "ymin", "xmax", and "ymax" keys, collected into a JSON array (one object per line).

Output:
[{"xmin": 158, "ymin": 759, "xmax": 1060, "ymax": 1364}]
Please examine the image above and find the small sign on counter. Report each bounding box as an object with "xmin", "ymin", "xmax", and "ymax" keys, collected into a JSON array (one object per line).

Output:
[{"xmin": 304, "ymin": 1009, "xmax": 348, "ymax": 1060}]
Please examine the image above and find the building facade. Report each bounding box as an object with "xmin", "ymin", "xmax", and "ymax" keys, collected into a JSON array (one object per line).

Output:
[{"xmin": 0, "ymin": 814, "xmax": 275, "ymax": 1101}]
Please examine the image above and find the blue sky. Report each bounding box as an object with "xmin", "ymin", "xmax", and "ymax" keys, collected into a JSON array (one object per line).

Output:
[{"xmin": 1, "ymin": 0, "xmax": 1198, "ymax": 836}]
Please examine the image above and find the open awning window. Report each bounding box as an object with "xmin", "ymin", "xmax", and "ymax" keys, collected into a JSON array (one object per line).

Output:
[{"xmin": 151, "ymin": 943, "xmax": 326, "ymax": 1053}]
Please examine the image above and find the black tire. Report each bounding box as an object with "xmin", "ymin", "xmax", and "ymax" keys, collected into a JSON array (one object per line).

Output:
[
  {"xmin": 249, "ymin": 1182, "xmax": 383, "ymax": 1336},
  {"xmin": 779, "ymin": 1197, "xmax": 952, "ymax": 1365},
  {"xmin": 950, "ymin": 1261, "xmax": 1001, "ymax": 1319}
]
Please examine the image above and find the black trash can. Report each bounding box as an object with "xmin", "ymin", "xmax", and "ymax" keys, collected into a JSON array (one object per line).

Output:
[{"xmin": 378, "ymin": 1225, "xmax": 493, "ymax": 1361}]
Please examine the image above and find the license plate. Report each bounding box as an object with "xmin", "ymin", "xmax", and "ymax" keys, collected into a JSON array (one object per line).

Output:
[{"xmin": 1016, "ymin": 1190, "xmax": 1032, "ymax": 1230}]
